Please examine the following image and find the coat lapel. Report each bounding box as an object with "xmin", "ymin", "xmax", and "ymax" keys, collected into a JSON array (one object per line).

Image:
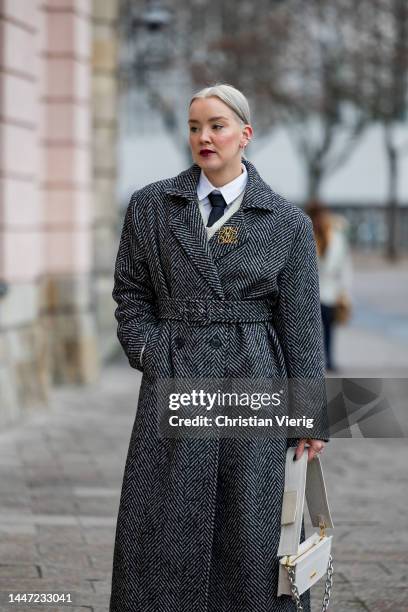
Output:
[
  {"xmin": 208, "ymin": 159, "xmax": 277, "ymax": 265},
  {"xmin": 164, "ymin": 159, "xmax": 277, "ymax": 297},
  {"xmin": 165, "ymin": 164, "xmax": 225, "ymax": 299}
]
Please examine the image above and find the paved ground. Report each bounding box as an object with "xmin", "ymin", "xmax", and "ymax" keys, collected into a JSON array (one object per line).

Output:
[
  {"xmin": 334, "ymin": 252, "xmax": 408, "ymax": 378},
  {"xmin": 0, "ymin": 253, "xmax": 407, "ymax": 612}
]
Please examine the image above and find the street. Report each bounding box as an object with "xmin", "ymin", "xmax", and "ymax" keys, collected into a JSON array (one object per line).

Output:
[{"xmin": 0, "ymin": 254, "xmax": 407, "ymax": 611}]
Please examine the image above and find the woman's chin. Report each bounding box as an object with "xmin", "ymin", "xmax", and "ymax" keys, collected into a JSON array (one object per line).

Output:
[{"xmin": 195, "ymin": 157, "xmax": 223, "ymax": 171}]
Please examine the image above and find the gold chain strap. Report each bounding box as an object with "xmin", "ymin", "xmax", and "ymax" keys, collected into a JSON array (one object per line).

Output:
[{"xmin": 286, "ymin": 554, "xmax": 334, "ymax": 612}]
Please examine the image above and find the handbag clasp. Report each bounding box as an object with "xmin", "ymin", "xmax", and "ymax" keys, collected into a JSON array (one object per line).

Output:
[{"xmin": 319, "ymin": 519, "xmax": 327, "ymax": 539}]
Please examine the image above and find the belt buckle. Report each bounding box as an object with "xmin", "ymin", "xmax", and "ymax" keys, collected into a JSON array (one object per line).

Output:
[{"xmin": 182, "ymin": 300, "xmax": 209, "ymax": 324}]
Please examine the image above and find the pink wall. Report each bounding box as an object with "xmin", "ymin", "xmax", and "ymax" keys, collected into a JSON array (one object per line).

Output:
[
  {"xmin": 42, "ymin": 0, "xmax": 92, "ymax": 274},
  {"xmin": 0, "ymin": 0, "xmax": 42, "ymax": 282},
  {"xmin": 0, "ymin": 0, "xmax": 93, "ymax": 284}
]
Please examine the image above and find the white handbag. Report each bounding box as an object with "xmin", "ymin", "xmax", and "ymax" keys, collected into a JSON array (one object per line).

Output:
[{"xmin": 277, "ymin": 446, "xmax": 334, "ymax": 611}]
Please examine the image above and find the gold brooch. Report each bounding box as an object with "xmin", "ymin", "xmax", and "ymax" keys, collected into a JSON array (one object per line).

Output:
[{"xmin": 218, "ymin": 226, "xmax": 238, "ymax": 244}]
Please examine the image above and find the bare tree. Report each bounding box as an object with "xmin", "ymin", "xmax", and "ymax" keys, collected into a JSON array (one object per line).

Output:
[
  {"xmin": 185, "ymin": 0, "xmax": 293, "ymax": 138},
  {"xmin": 182, "ymin": 0, "xmax": 370, "ymax": 200},
  {"xmin": 120, "ymin": 0, "xmax": 408, "ymax": 257},
  {"xmin": 279, "ymin": 0, "xmax": 370, "ymax": 200},
  {"xmin": 350, "ymin": 0, "xmax": 408, "ymax": 260}
]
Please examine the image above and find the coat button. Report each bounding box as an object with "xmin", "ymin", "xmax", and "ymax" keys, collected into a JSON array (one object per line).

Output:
[
  {"xmin": 175, "ymin": 336, "xmax": 185, "ymax": 349},
  {"xmin": 210, "ymin": 336, "xmax": 222, "ymax": 349}
]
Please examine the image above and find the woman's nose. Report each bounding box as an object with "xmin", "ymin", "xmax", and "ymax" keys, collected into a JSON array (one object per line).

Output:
[{"xmin": 199, "ymin": 130, "xmax": 211, "ymax": 143}]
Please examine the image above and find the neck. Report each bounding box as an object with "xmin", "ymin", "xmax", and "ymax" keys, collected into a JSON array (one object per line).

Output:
[{"xmin": 204, "ymin": 158, "xmax": 244, "ymax": 188}]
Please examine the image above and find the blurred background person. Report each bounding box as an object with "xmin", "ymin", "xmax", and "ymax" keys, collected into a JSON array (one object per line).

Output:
[{"xmin": 305, "ymin": 200, "xmax": 353, "ymax": 372}]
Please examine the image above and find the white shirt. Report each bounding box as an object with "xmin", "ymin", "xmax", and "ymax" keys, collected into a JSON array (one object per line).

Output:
[{"xmin": 197, "ymin": 162, "xmax": 248, "ymax": 228}]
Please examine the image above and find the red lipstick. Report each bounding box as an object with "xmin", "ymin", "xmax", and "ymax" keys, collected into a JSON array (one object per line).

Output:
[{"xmin": 200, "ymin": 149, "xmax": 215, "ymax": 157}]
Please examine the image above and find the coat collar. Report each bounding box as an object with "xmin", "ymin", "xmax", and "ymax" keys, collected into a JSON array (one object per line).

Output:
[{"xmin": 164, "ymin": 158, "xmax": 277, "ymax": 212}]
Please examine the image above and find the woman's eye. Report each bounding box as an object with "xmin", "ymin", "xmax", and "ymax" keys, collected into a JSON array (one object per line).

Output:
[
  {"xmin": 213, "ymin": 124, "xmax": 223, "ymax": 130},
  {"xmin": 189, "ymin": 127, "xmax": 198, "ymax": 132}
]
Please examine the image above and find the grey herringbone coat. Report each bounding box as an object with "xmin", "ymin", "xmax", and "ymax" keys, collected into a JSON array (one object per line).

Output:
[{"xmin": 110, "ymin": 159, "xmax": 329, "ymax": 612}]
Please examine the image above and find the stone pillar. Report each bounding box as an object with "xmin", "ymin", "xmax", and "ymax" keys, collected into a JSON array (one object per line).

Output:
[
  {"xmin": 40, "ymin": 0, "xmax": 98, "ymax": 384},
  {"xmin": 91, "ymin": 0, "xmax": 120, "ymax": 359},
  {"xmin": 0, "ymin": 1, "xmax": 47, "ymax": 426}
]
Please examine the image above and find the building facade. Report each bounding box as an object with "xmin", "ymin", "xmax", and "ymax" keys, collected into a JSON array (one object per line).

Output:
[{"xmin": 0, "ymin": 0, "xmax": 119, "ymax": 427}]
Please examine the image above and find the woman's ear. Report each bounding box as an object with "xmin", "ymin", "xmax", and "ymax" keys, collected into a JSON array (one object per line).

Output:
[{"xmin": 240, "ymin": 125, "xmax": 253, "ymax": 149}]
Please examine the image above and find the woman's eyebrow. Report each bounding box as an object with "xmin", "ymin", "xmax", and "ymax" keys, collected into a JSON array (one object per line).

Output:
[{"xmin": 188, "ymin": 116, "xmax": 229, "ymax": 123}]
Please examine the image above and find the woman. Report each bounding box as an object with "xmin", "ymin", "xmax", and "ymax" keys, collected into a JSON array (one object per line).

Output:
[
  {"xmin": 110, "ymin": 84, "xmax": 330, "ymax": 612},
  {"xmin": 305, "ymin": 199, "xmax": 353, "ymax": 372}
]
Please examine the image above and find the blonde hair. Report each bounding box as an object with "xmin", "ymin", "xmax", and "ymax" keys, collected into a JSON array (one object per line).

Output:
[{"xmin": 189, "ymin": 83, "xmax": 251, "ymax": 125}]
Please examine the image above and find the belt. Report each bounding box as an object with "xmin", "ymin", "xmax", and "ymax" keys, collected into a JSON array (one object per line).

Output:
[{"xmin": 157, "ymin": 298, "xmax": 276, "ymax": 324}]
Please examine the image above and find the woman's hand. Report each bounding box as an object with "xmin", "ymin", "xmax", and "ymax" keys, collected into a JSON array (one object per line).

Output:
[{"xmin": 294, "ymin": 438, "xmax": 325, "ymax": 462}]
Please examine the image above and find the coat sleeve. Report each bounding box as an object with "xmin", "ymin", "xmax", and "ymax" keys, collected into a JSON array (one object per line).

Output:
[
  {"xmin": 112, "ymin": 191, "xmax": 158, "ymax": 372},
  {"xmin": 273, "ymin": 214, "xmax": 330, "ymax": 444}
]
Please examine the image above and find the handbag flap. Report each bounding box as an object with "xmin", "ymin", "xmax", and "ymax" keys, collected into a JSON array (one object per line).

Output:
[
  {"xmin": 278, "ymin": 535, "xmax": 333, "ymax": 597},
  {"xmin": 290, "ymin": 536, "xmax": 332, "ymax": 595},
  {"xmin": 281, "ymin": 490, "xmax": 297, "ymax": 525}
]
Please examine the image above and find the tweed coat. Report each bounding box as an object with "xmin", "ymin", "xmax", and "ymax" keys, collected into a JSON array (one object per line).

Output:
[{"xmin": 109, "ymin": 158, "xmax": 330, "ymax": 612}]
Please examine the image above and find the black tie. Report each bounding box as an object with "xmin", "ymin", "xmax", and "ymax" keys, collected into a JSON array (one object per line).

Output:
[{"xmin": 207, "ymin": 191, "xmax": 227, "ymax": 227}]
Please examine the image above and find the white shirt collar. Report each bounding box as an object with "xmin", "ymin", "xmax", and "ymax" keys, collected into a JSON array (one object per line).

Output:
[{"xmin": 197, "ymin": 162, "xmax": 248, "ymax": 205}]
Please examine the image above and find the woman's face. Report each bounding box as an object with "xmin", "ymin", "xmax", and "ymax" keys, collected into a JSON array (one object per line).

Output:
[{"xmin": 188, "ymin": 97, "xmax": 251, "ymax": 174}]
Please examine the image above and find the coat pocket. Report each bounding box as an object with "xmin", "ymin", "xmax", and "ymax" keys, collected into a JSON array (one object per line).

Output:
[{"xmin": 141, "ymin": 323, "xmax": 163, "ymax": 375}]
